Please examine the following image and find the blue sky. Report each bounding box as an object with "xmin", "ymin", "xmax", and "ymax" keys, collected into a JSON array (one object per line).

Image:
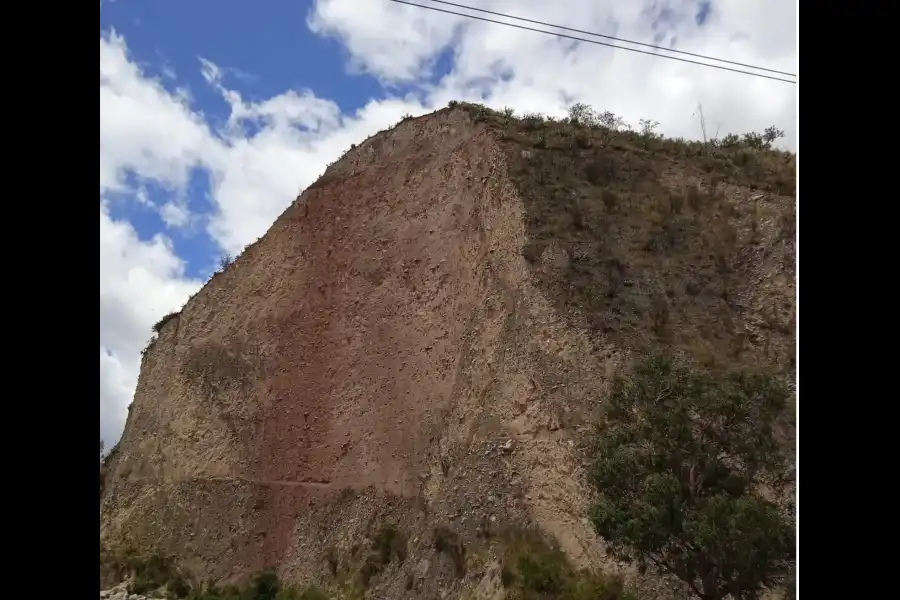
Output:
[
  {"xmin": 100, "ymin": 0, "xmax": 395, "ymax": 278},
  {"xmin": 99, "ymin": 0, "xmax": 797, "ymax": 447}
]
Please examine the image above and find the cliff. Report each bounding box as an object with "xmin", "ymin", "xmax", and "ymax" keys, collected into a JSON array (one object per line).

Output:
[{"xmin": 100, "ymin": 103, "xmax": 796, "ymax": 599}]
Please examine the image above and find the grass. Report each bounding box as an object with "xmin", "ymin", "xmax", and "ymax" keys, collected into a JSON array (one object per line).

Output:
[{"xmin": 497, "ymin": 527, "xmax": 637, "ymax": 600}]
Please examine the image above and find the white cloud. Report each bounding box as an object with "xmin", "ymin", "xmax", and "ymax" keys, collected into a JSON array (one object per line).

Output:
[
  {"xmin": 307, "ymin": 0, "xmax": 463, "ymax": 82},
  {"xmin": 99, "ymin": 200, "xmax": 201, "ymax": 447},
  {"xmin": 100, "ymin": 0, "xmax": 796, "ymax": 447},
  {"xmin": 309, "ymin": 0, "xmax": 797, "ymax": 147},
  {"xmin": 159, "ymin": 200, "xmax": 191, "ymax": 228},
  {"xmin": 100, "ymin": 31, "xmax": 215, "ymax": 193}
]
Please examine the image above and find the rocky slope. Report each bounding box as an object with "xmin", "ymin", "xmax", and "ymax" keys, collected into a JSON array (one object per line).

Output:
[
  {"xmin": 100, "ymin": 584, "xmax": 164, "ymax": 600},
  {"xmin": 100, "ymin": 104, "xmax": 795, "ymax": 599}
]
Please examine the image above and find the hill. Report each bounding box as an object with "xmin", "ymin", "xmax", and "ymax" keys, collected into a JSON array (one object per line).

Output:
[{"xmin": 100, "ymin": 102, "xmax": 796, "ymax": 600}]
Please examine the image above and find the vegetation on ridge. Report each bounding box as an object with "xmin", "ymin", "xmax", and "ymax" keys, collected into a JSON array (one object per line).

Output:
[
  {"xmin": 464, "ymin": 100, "xmax": 795, "ymax": 375},
  {"xmin": 454, "ymin": 100, "xmax": 793, "ymax": 177}
]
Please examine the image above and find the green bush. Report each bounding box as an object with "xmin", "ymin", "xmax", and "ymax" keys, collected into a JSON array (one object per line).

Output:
[
  {"xmin": 589, "ymin": 354, "xmax": 794, "ymax": 600},
  {"xmin": 517, "ymin": 552, "xmax": 565, "ymax": 593},
  {"xmin": 499, "ymin": 527, "xmax": 635, "ymax": 600}
]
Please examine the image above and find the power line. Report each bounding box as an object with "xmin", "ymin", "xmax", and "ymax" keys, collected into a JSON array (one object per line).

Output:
[
  {"xmin": 421, "ymin": 0, "xmax": 795, "ymax": 78},
  {"xmin": 387, "ymin": 0, "xmax": 796, "ymax": 84}
]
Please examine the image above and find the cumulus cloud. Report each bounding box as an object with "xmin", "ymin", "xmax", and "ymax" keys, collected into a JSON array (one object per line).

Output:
[
  {"xmin": 309, "ymin": 0, "xmax": 797, "ymax": 146},
  {"xmin": 99, "ymin": 200, "xmax": 202, "ymax": 445},
  {"xmin": 99, "ymin": 0, "xmax": 796, "ymax": 448},
  {"xmin": 100, "ymin": 31, "xmax": 214, "ymax": 193},
  {"xmin": 307, "ymin": 0, "xmax": 463, "ymax": 82}
]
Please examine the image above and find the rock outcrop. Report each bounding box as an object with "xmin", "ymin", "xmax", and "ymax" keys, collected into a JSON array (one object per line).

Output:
[{"xmin": 100, "ymin": 104, "xmax": 795, "ymax": 599}]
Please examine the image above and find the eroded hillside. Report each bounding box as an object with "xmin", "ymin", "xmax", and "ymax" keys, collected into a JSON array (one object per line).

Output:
[{"xmin": 100, "ymin": 103, "xmax": 795, "ymax": 600}]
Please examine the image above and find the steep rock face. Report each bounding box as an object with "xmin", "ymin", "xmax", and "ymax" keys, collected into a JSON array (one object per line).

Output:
[{"xmin": 100, "ymin": 106, "xmax": 795, "ymax": 598}]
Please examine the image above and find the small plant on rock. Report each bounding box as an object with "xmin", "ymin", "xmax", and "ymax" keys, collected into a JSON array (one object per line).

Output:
[
  {"xmin": 218, "ymin": 253, "xmax": 234, "ymax": 271},
  {"xmin": 568, "ymin": 102, "xmax": 596, "ymax": 126},
  {"xmin": 153, "ymin": 311, "xmax": 180, "ymax": 334}
]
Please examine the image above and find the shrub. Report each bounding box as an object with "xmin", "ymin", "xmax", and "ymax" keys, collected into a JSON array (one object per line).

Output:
[
  {"xmin": 169, "ymin": 571, "xmax": 192, "ymax": 598},
  {"xmin": 498, "ymin": 527, "xmax": 635, "ymax": 600},
  {"xmin": 638, "ymin": 119, "xmax": 660, "ymax": 138},
  {"xmin": 517, "ymin": 552, "xmax": 565, "ymax": 593},
  {"xmin": 568, "ymin": 103, "xmax": 596, "ymax": 126},
  {"xmin": 597, "ymin": 111, "xmax": 628, "ymax": 134},
  {"xmin": 220, "ymin": 254, "xmax": 233, "ymax": 270},
  {"xmin": 152, "ymin": 311, "xmax": 180, "ymax": 334},
  {"xmin": 521, "ymin": 113, "xmax": 545, "ymax": 130},
  {"xmin": 247, "ymin": 570, "xmax": 280, "ymax": 600}
]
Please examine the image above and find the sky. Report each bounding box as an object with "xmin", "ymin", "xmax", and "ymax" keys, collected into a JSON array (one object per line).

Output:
[{"xmin": 99, "ymin": 0, "xmax": 798, "ymax": 449}]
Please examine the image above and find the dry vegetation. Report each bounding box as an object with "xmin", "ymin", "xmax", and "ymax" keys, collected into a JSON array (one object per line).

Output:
[
  {"xmin": 100, "ymin": 522, "xmax": 639, "ymax": 600},
  {"xmin": 450, "ymin": 100, "xmax": 795, "ymax": 375},
  {"xmin": 497, "ymin": 526, "xmax": 636, "ymax": 600}
]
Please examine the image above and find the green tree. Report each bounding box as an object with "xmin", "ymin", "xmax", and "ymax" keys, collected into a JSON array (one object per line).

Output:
[{"xmin": 588, "ymin": 355, "xmax": 794, "ymax": 600}]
